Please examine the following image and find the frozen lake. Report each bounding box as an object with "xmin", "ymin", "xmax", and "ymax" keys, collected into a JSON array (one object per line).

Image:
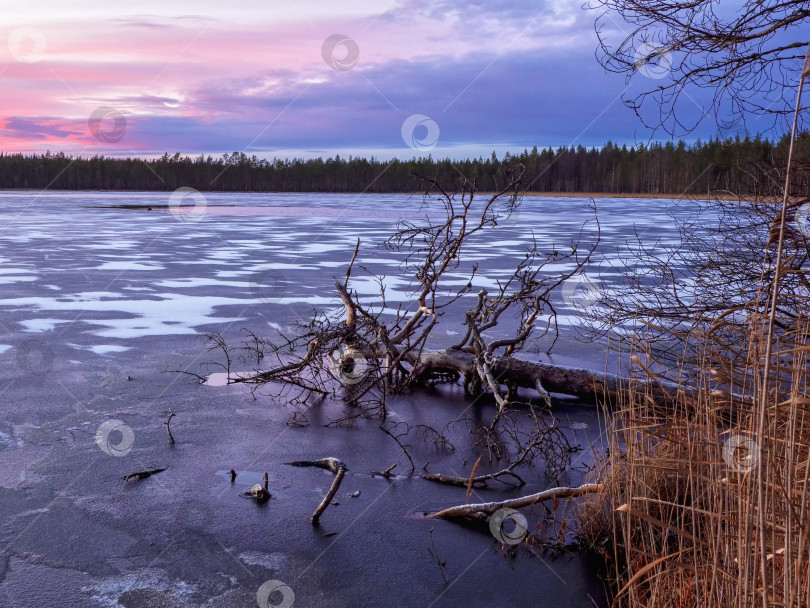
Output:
[{"xmin": 0, "ymin": 191, "xmax": 698, "ymax": 607}]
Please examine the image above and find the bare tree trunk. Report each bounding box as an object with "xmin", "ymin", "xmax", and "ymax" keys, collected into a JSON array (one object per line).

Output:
[{"xmin": 410, "ymin": 348, "xmax": 678, "ymax": 404}]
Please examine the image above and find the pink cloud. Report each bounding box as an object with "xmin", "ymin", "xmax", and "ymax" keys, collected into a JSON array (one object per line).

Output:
[{"xmin": 0, "ymin": 1, "xmax": 609, "ymax": 156}]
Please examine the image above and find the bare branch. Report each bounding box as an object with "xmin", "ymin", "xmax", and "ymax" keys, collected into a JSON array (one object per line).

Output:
[{"xmin": 426, "ymin": 483, "xmax": 604, "ymax": 520}]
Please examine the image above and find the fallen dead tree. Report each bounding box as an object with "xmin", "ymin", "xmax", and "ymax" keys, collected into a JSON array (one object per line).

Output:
[
  {"xmin": 404, "ymin": 347, "xmax": 686, "ymax": 405},
  {"xmin": 187, "ymin": 171, "xmax": 694, "ymax": 517},
  {"xmin": 236, "ymin": 339, "xmax": 684, "ymax": 411},
  {"xmin": 227, "ymin": 169, "xmax": 599, "ymax": 410},
  {"xmin": 196, "ymin": 171, "xmax": 649, "ymax": 538},
  {"xmin": 227, "ymin": 171, "xmax": 692, "ymax": 413}
]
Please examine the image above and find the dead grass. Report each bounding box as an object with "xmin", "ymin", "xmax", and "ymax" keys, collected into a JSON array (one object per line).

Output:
[{"xmin": 593, "ymin": 281, "xmax": 810, "ymax": 607}]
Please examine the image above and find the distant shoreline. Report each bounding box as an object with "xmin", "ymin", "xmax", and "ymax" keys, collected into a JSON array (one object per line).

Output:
[
  {"xmin": 0, "ymin": 188, "xmax": 760, "ymax": 202},
  {"xmin": 509, "ymin": 191, "xmax": 752, "ymax": 201},
  {"xmin": 2, "ymin": 140, "xmax": 804, "ymax": 198}
]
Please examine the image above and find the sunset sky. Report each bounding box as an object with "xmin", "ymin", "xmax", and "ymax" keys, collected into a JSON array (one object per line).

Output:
[{"xmin": 0, "ymin": 0, "xmax": 748, "ymax": 160}]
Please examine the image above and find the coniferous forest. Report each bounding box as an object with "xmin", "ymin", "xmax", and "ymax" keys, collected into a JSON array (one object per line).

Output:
[{"xmin": 1, "ymin": 133, "xmax": 808, "ymax": 195}]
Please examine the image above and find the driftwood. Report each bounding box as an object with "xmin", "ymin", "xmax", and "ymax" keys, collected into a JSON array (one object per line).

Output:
[
  {"xmin": 238, "ymin": 471, "xmax": 272, "ymax": 502},
  {"xmin": 285, "ymin": 457, "xmax": 348, "ymax": 524},
  {"xmin": 123, "ymin": 467, "xmax": 167, "ymax": 481},
  {"xmin": 426, "ymin": 482, "xmax": 604, "ymax": 521},
  {"xmin": 371, "ymin": 464, "xmax": 397, "ymax": 478}
]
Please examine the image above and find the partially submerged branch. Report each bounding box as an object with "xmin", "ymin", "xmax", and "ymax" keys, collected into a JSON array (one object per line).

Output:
[
  {"xmin": 372, "ymin": 463, "xmax": 397, "ymax": 478},
  {"xmin": 422, "ymin": 468, "xmax": 525, "ymax": 489},
  {"xmin": 286, "ymin": 457, "xmax": 348, "ymax": 524},
  {"xmin": 165, "ymin": 410, "xmax": 175, "ymax": 444},
  {"xmin": 426, "ymin": 483, "xmax": 604, "ymax": 520},
  {"xmin": 123, "ymin": 467, "xmax": 167, "ymax": 482}
]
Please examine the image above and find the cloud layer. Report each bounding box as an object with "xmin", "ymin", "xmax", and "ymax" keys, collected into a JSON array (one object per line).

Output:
[{"xmin": 0, "ymin": 0, "xmax": 720, "ymax": 159}]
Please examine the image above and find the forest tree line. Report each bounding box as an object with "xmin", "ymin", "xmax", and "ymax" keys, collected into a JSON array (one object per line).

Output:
[{"xmin": 1, "ymin": 133, "xmax": 808, "ymax": 195}]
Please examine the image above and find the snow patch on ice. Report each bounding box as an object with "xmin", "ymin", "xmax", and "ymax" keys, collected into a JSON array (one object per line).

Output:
[
  {"xmin": 96, "ymin": 261, "xmax": 164, "ymax": 271},
  {"xmin": 20, "ymin": 318, "xmax": 73, "ymax": 332},
  {"xmin": 83, "ymin": 569, "xmax": 198, "ymax": 607},
  {"xmin": 238, "ymin": 551, "xmax": 288, "ymax": 573}
]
